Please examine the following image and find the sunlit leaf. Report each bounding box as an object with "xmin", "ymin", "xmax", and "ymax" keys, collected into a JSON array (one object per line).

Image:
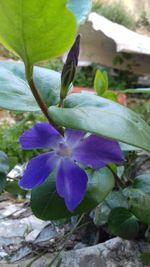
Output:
[{"xmin": 0, "ymin": 0, "xmax": 76, "ymax": 65}]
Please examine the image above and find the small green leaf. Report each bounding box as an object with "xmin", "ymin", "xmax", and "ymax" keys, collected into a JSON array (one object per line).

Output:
[
  {"xmin": 125, "ymin": 88, "xmax": 150, "ymax": 94},
  {"xmin": 103, "ymin": 91, "xmax": 117, "ymax": 102},
  {"xmin": 123, "ymin": 188, "xmax": 150, "ymax": 225},
  {"xmin": 94, "ymin": 70, "xmax": 108, "ymax": 96},
  {"xmin": 68, "ymin": 0, "xmax": 92, "ymax": 24},
  {"xmin": 0, "ymin": 0, "xmax": 76, "ymax": 65},
  {"xmin": 48, "ymin": 93, "xmax": 150, "ymax": 152},
  {"xmin": 0, "ymin": 61, "xmax": 61, "ymax": 111},
  {"xmin": 92, "ymin": 190, "xmax": 128, "ymax": 226},
  {"xmin": 106, "ymin": 191, "xmax": 128, "ymax": 209},
  {"xmin": 133, "ymin": 174, "xmax": 150, "ymax": 194},
  {"xmin": 31, "ymin": 167, "xmax": 114, "ymax": 220},
  {"xmin": 108, "ymin": 207, "xmax": 139, "ymax": 239},
  {"xmin": 93, "ymin": 203, "xmax": 111, "ymax": 226}
]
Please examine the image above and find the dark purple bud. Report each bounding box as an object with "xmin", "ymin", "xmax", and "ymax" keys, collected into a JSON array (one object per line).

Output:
[{"xmin": 60, "ymin": 35, "xmax": 80, "ymax": 100}]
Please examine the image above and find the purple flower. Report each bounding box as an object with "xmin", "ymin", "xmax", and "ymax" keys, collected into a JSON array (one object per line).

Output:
[{"xmin": 19, "ymin": 123, "xmax": 124, "ymax": 212}]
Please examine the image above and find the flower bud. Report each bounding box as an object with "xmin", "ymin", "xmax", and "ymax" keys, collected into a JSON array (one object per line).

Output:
[{"xmin": 60, "ymin": 35, "xmax": 80, "ymax": 100}]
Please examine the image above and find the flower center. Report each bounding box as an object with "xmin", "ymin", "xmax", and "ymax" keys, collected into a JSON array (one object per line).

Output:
[{"xmin": 56, "ymin": 142, "xmax": 72, "ymax": 158}]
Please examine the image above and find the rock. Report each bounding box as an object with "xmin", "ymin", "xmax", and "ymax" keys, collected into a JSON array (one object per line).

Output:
[
  {"xmin": 0, "ymin": 251, "xmax": 8, "ymax": 258},
  {"xmin": 0, "ymin": 199, "xmax": 149, "ymax": 266},
  {"xmin": 9, "ymin": 246, "xmax": 32, "ymax": 263},
  {"xmin": 0, "ymin": 220, "xmax": 28, "ymax": 246},
  {"xmin": 73, "ymin": 242, "xmax": 87, "ymax": 250},
  {"xmin": 1, "ymin": 237, "xmax": 149, "ymax": 266},
  {"xmin": 61, "ymin": 237, "xmax": 150, "ymax": 267},
  {"xmin": 25, "ymin": 230, "xmax": 40, "ymax": 242},
  {"xmin": 0, "ymin": 204, "xmax": 21, "ymax": 219},
  {"xmin": 78, "ymin": 13, "xmax": 150, "ymax": 75},
  {"xmin": 33, "ymin": 223, "xmax": 59, "ymax": 245}
]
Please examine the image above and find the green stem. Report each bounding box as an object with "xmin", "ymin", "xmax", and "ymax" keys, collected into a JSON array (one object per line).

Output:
[
  {"xmin": 25, "ymin": 65, "xmax": 64, "ymax": 135},
  {"xmin": 58, "ymin": 98, "xmax": 63, "ymax": 108}
]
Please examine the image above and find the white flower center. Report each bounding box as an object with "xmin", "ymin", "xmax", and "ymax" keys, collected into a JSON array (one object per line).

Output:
[{"xmin": 56, "ymin": 142, "xmax": 72, "ymax": 157}]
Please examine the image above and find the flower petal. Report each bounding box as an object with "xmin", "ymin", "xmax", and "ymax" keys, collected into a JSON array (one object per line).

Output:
[
  {"xmin": 73, "ymin": 135, "xmax": 124, "ymax": 169},
  {"xmin": 20, "ymin": 123, "xmax": 62, "ymax": 150},
  {"xmin": 64, "ymin": 129, "xmax": 85, "ymax": 148},
  {"xmin": 19, "ymin": 152, "xmax": 59, "ymax": 189},
  {"xmin": 56, "ymin": 158, "xmax": 87, "ymax": 212}
]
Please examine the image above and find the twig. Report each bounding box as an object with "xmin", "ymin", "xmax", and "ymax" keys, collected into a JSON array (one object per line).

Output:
[{"xmin": 47, "ymin": 213, "xmax": 85, "ymax": 267}]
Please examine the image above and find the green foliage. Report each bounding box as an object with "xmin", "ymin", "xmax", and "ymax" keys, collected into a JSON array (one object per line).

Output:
[
  {"xmin": 5, "ymin": 180, "xmax": 27, "ymax": 197},
  {"xmin": 110, "ymin": 54, "xmax": 138, "ymax": 90},
  {"xmin": 0, "ymin": 113, "xmax": 45, "ymax": 168},
  {"xmin": 40, "ymin": 59, "xmax": 63, "ymax": 73},
  {"xmin": 140, "ymin": 253, "xmax": 150, "ymax": 265},
  {"xmin": 137, "ymin": 11, "xmax": 150, "ymax": 28},
  {"xmin": 31, "ymin": 167, "xmax": 114, "ymax": 220},
  {"xmin": 92, "ymin": 1, "xmax": 135, "ymax": 30},
  {"xmin": 92, "ymin": 170, "xmax": 150, "ymax": 240},
  {"xmin": 74, "ymin": 62, "xmax": 137, "ymax": 91},
  {"xmin": 74, "ymin": 64, "xmax": 98, "ymax": 88}
]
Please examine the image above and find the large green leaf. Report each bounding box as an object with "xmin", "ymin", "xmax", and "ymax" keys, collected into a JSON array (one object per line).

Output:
[
  {"xmin": 0, "ymin": 61, "xmax": 61, "ymax": 111},
  {"xmin": 0, "ymin": 0, "xmax": 76, "ymax": 65},
  {"xmin": 68, "ymin": 0, "xmax": 92, "ymax": 24},
  {"xmin": 108, "ymin": 207, "xmax": 139, "ymax": 239},
  {"xmin": 123, "ymin": 188, "xmax": 150, "ymax": 225},
  {"xmin": 48, "ymin": 92, "xmax": 150, "ymax": 152},
  {"xmin": 31, "ymin": 167, "xmax": 114, "ymax": 220}
]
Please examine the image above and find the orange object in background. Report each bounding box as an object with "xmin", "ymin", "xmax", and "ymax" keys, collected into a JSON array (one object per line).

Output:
[{"xmin": 72, "ymin": 87, "xmax": 127, "ymax": 106}]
